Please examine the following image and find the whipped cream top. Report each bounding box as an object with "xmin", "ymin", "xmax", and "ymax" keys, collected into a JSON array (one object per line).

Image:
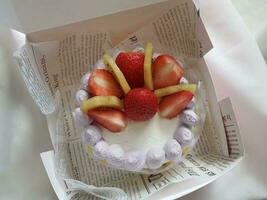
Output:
[{"xmin": 102, "ymin": 113, "xmax": 179, "ymax": 151}]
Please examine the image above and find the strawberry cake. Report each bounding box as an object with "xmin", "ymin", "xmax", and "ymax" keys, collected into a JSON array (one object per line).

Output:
[{"xmin": 73, "ymin": 42, "xmax": 203, "ymax": 173}]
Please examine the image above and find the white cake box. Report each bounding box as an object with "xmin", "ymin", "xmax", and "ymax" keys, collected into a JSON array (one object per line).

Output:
[{"xmin": 12, "ymin": 0, "xmax": 244, "ymax": 199}]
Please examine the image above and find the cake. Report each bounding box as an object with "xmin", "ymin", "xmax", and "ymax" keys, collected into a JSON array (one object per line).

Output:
[{"xmin": 72, "ymin": 42, "xmax": 203, "ymax": 173}]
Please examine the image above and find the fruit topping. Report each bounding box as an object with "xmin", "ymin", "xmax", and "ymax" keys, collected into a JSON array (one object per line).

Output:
[
  {"xmin": 115, "ymin": 51, "xmax": 145, "ymax": 88},
  {"xmin": 80, "ymin": 96, "xmax": 123, "ymax": 114},
  {"xmin": 153, "ymin": 55, "xmax": 184, "ymax": 89},
  {"xmin": 103, "ymin": 54, "xmax": 131, "ymax": 94},
  {"xmin": 89, "ymin": 69, "xmax": 123, "ymax": 97},
  {"xmin": 159, "ymin": 91, "xmax": 193, "ymax": 119},
  {"xmin": 154, "ymin": 84, "xmax": 196, "ymax": 98},
  {"xmin": 88, "ymin": 109, "xmax": 128, "ymax": 133},
  {"xmin": 78, "ymin": 42, "xmax": 197, "ymax": 134},
  {"xmin": 124, "ymin": 88, "xmax": 158, "ymax": 121},
  {"xmin": 144, "ymin": 42, "xmax": 154, "ymax": 90}
]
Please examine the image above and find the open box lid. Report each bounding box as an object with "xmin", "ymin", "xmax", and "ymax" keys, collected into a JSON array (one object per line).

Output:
[
  {"xmin": 26, "ymin": 0, "xmax": 212, "ymax": 58},
  {"xmin": 11, "ymin": 0, "xmax": 244, "ymax": 199},
  {"xmin": 13, "ymin": 0, "xmax": 215, "ymax": 116}
]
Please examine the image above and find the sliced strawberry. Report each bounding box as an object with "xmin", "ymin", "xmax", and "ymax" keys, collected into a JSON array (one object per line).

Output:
[
  {"xmin": 159, "ymin": 91, "xmax": 193, "ymax": 119},
  {"xmin": 88, "ymin": 69, "xmax": 123, "ymax": 97},
  {"xmin": 115, "ymin": 52, "xmax": 145, "ymax": 88},
  {"xmin": 88, "ymin": 108, "xmax": 128, "ymax": 132},
  {"xmin": 153, "ymin": 55, "xmax": 184, "ymax": 89}
]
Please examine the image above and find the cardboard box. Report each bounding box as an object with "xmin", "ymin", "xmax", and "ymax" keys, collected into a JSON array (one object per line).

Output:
[{"xmin": 12, "ymin": 0, "xmax": 243, "ymax": 199}]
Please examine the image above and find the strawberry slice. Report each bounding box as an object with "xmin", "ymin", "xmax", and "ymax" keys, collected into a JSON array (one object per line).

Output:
[
  {"xmin": 159, "ymin": 91, "xmax": 193, "ymax": 119},
  {"xmin": 88, "ymin": 69, "xmax": 123, "ymax": 97},
  {"xmin": 153, "ymin": 55, "xmax": 184, "ymax": 89},
  {"xmin": 88, "ymin": 108, "xmax": 128, "ymax": 132}
]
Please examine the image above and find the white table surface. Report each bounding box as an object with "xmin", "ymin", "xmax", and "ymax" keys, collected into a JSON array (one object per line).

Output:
[{"xmin": 0, "ymin": 0, "xmax": 267, "ymax": 199}]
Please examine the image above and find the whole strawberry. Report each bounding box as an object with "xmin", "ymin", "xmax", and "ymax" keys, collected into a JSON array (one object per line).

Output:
[
  {"xmin": 115, "ymin": 52, "xmax": 145, "ymax": 88},
  {"xmin": 124, "ymin": 88, "xmax": 158, "ymax": 121}
]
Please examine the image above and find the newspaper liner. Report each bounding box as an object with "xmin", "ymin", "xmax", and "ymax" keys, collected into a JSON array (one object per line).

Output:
[{"xmin": 13, "ymin": 0, "xmax": 244, "ymax": 199}]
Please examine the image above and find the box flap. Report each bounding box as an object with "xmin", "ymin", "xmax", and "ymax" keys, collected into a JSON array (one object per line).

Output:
[{"xmin": 27, "ymin": 0, "xmax": 212, "ymax": 57}]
